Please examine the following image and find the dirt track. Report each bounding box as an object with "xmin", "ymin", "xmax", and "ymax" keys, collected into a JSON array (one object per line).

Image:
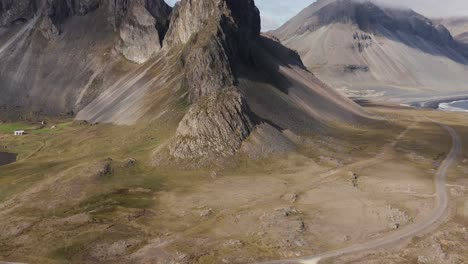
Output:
[{"xmin": 259, "ymin": 122, "xmax": 461, "ymax": 264}]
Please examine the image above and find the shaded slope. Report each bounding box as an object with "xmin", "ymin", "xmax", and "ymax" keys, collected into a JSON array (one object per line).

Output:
[
  {"xmin": 0, "ymin": 0, "xmax": 172, "ymax": 119},
  {"xmin": 272, "ymin": 0, "xmax": 468, "ymax": 102}
]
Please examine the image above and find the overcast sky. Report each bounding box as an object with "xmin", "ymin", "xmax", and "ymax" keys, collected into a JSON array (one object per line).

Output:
[{"xmin": 165, "ymin": 0, "xmax": 468, "ymax": 31}]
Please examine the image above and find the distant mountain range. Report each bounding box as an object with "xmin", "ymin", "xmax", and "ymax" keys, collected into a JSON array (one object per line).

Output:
[{"xmin": 272, "ymin": 0, "xmax": 468, "ymax": 103}]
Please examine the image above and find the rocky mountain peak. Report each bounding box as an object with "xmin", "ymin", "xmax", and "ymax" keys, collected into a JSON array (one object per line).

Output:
[
  {"xmin": 164, "ymin": 0, "xmax": 260, "ymax": 48},
  {"xmin": 164, "ymin": 0, "xmax": 262, "ymax": 163},
  {"xmin": 276, "ymin": 0, "xmax": 455, "ymax": 47}
]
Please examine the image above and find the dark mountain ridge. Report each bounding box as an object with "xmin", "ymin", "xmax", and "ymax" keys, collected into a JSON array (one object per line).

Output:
[{"xmin": 0, "ymin": 0, "xmax": 369, "ymax": 164}]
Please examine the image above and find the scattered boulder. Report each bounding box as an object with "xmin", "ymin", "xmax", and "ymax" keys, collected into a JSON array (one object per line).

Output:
[
  {"xmin": 74, "ymin": 120, "xmax": 89, "ymax": 126},
  {"xmin": 127, "ymin": 209, "xmax": 150, "ymax": 221},
  {"xmin": 349, "ymin": 171, "xmax": 359, "ymax": 187},
  {"xmin": 275, "ymin": 207, "xmax": 300, "ymax": 217},
  {"xmin": 122, "ymin": 158, "xmax": 136, "ymax": 168},
  {"xmin": 282, "ymin": 192, "xmax": 299, "ymax": 203},
  {"xmin": 91, "ymin": 239, "xmax": 141, "ymax": 261},
  {"xmin": 57, "ymin": 213, "xmax": 91, "ymax": 225},
  {"xmin": 223, "ymin": 239, "xmax": 243, "ymax": 248},
  {"xmin": 200, "ymin": 208, "xmax": 213, "ymax": 217},
  {"xmin": 387, "ymin": 206, "xmax": 411, "ymax": 230},
  {"xmin": 417, "ymin": 242, "xmax": 448, "ymax": 264},
  {"xmin": 98, "ymin": 158, "xmax": 113, "ymax": 177}
]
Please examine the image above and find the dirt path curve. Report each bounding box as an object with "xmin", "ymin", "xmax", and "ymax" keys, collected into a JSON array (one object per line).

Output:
[{"xmin": 258, "ymin": 123, "xmax": 461, "ymax": 264}]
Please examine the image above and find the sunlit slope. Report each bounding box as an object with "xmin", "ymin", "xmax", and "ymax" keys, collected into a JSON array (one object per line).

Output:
[{"xmin": 273, "ymin": 0, "xmax": 468, "ymax": 102}]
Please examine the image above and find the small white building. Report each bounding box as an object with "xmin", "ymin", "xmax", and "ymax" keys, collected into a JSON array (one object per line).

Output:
[{"xmin": 14, "ymin": 130, "xmax": 25, "ymax": 136}]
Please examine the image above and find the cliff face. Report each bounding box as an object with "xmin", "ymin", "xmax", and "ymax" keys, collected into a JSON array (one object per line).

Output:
[
  {"xmin": 0, "ymin": 0, "xmax": 171, "ymax": 62},
  {"xmin": 0, "ymin": 0, "xmax": 172, "ymax": 119},
  {"xmin": 164, "ymin": 0, "xmax": 261, "ymax": 162},
  {"xmin": 116, "ymin": 0, "xmax": 163, "ymax": 64}
]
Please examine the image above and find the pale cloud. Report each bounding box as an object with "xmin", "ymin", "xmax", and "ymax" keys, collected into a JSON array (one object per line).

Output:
[
  {"xmin": 163, "ymin": 0, "xmax": 468, "ymax": 31},
  {"xmin": 373, "ymin": 0, "xmax": 468, "ymax": 18}
]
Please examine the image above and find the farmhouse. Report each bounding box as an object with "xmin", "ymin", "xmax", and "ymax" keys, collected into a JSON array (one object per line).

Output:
[{"xmin": 14, "ymin": 130, "xmax": 25, "ymax": 136}]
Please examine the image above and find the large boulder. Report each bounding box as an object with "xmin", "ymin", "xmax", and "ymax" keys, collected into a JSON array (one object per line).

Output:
[{"xmin": 116, "ymin": 0, "xmax": 162, "ymax": 64}]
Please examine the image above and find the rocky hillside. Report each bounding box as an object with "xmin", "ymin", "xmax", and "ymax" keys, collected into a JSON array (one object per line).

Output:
[
  {"xmin": 0, "ymin": 0, "xmax": 369, "ymax": 164},
  {"xmin": 272, "ymin": 0, "xmax": 468, "ymax": 103},
  {"xmin": 0, "ymin": 0, "xmax": 172, "ymax": 118}
]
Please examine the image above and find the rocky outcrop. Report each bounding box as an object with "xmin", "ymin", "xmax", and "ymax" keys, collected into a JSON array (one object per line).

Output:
[
  {"xmin": 166, "ymin": 0, "xmax": 262, "ymax": 162},
  {"xmin": 144, "ymin": 0, "xmax": 171, "ymax": 42},
  {"xmin": 39, "ymin": 15, "xmax": 59, "ymax": 40},
  {"xmin": 106, "ymin": 0, "xmax": 129, "ymax": 29},
  {"xmin": 181, "ymin": 34, "xmax": 235, "ymax": 102},
  {"xmin": 170, "ymin": 88, "xmax": 255, "ymax": 161},
  {"xmin": 116, "ymin": 0, "xmax": 172, "ymax": 63},
  {"xmin": 116, "ymin": 0, "xmax": 162, "ymax": 64}
]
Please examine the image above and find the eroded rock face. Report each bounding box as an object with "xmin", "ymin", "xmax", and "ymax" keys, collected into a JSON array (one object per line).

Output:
[
  {"xmin": 164, "ymin": 0, "xmax": 260, "ymax": 51},
  {"xmin": 144, "ymin": 0, "xmax": 171, "ymax": 42},
  {"xmin": 170, "ymin": 88, "xmax": 255, "ymax": 161},
  {"xmin": 116, "ymin": 0, "xmax": 161, "ymax": 64},
  {"xmin": 46, "ymin": 0, "xmax": 100, "ymax": 24},
  {"xmin": 182, "ymin": 35, "xmax": 235, "ymax": 102},
  {"xmin": 39, "ymin": 15, "xmax": 59, "ymax": 40},
  {"xmin": 167, "ymin": 0, "xmax": 262, "ymax": 162},
  {"xmin": 42, "ymin": 0, "xmax": 171, "ymax": 63},
  {"xmin": 113, "ymin": 0, "xmax": 172, "ymax": 63},
  {"xmin": 164, "ymin": 0, "xmax": 261, "ymax": 102},
  {"xmin": 106, "ymin": 0, "xmax": 129, "ymax": 29}
]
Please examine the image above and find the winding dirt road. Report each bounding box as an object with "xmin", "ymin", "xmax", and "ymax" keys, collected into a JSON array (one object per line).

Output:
[{"xmin": 260, "ymin": 124, "xmax": 462, "ymax": 264}]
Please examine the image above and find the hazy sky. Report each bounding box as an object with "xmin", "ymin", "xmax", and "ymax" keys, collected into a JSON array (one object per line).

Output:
[{"xmin": 165, "ymin": 0, "xmax": 468, "ymax": 31}]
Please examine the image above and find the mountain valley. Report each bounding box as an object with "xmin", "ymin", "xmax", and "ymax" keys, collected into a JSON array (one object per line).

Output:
[{"xmin": 0, "ymin": 1, "xmax": 467, "ymax": 264}]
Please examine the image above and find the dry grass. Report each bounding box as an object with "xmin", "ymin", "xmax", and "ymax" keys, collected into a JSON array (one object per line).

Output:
[{"xmin": 0, "ymin": 106, "xmax": 467, "ymax": 263}]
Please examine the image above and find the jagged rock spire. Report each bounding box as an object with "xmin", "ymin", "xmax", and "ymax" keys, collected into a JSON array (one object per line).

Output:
[{"xmin": 166, "ymin": 0, "xmax": 262, "ymax": 163}]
